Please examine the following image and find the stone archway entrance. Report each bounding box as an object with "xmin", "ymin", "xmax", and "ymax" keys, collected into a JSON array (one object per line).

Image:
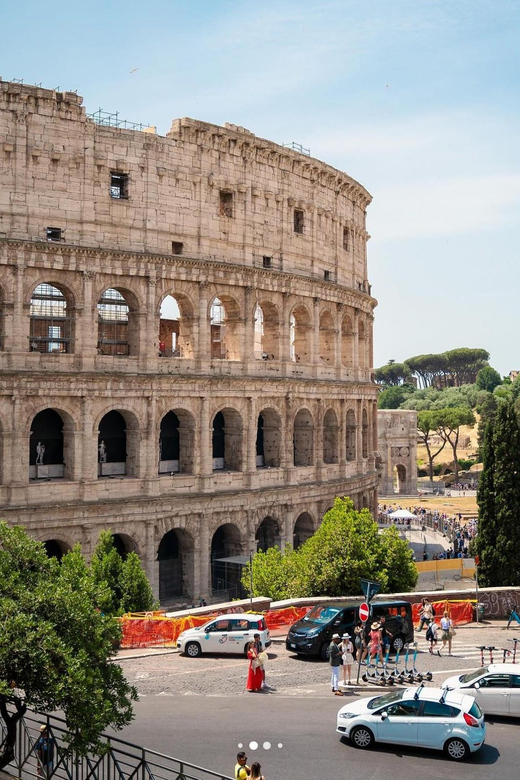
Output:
[
  {"xmin": 255, "ymin": 516, "xmax": 280, "ymax": 552},
  {"xmin": 211, "ymin": 524, "xmax": 242, "ymax": 597},
  {"xmin": 158, "ymin": 529, "xmax": 191, "ymax": 601},
  {"xmin": 393, "ymin": 464, "xmax": 407, "ymax": 494},
  {"xmin": 293, "ymin": 512, "xmax": 314, "ymax": 549}
]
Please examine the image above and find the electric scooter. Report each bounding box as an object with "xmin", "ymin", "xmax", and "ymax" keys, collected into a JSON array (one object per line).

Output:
[
  {"xmin": 390, "ymin": 645, "xmax": 404, "ymax": 684},
  {"xmin": 508, "ymin": 637, "xmax": 519, "ymax": 662},
  {"xmin": 403, "ymin": 643, "xmax": 415, "ymax": 683},
  {"xmin": 486, "ymin": 646, "xmax": 496, "ymax": 664},
  {"xmin": 500, "ymin": 648, "xmax": 512, "ymax": 663},
  {"xmin": 362, "ymin": 652, "xmax": 384, "ymax": 684},
  {"xmin": 410, "ymin": 642, "xmax": 423, "ymax": 683},
  {"xmin": 477, "ymin": 645, "xmax": 486, "ymax": 666},
  {"xmin": 381, "ymin": 646, "xmax": 394, "ymax": 685},
  {"xmin": 507, "ymin": 608, "xmax": 520, "ymax": 629}
]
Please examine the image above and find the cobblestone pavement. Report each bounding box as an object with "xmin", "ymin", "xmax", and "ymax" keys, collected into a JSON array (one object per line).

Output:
[{"xmin": 118, "ymin": 622, "xmax": 520, "ymax": 699}]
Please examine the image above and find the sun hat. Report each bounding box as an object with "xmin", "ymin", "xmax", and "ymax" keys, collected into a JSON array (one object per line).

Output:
[
  {"xmin": 40, "ymin": 725, "xmax": 47, "ymax": 732},
  {"xmin": 332, "ymin": 633, "xmax": 341, "ymax": 640},
  {"xmin": 371, "ymin": 622, "xmax": 380, "ymax": 630},
  {"xmin": 342, "ymin": 633, "xmax": 350, "ymax": 639}
]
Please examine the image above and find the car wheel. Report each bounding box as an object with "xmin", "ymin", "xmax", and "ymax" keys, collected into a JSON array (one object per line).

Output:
[
  {"xmin": 319, "ymin": 643, "xmax": 329, "ymax": 661},
  {"xmin": 185, "ymin": 642, "xmax": 202, "ymax": 658},
  {"xmin": 444, "ymin": 738, "xmax": 469, "ymax": 761},
  {"xmin": 350, "ymin": 726, "xmax": 374, "ymax": 750},
  {"xmin": 392, "ymin": 635, "xmax": 405, "ymax": 652}
]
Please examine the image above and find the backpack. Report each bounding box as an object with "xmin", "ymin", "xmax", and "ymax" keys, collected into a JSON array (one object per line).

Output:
[
  {"xmin": 425, "ymin": 625, "xmax": 433, "ymax": 641},
  {"xmin": 431, "ymin": 605, "xmax": 436, "ymax": 617}
]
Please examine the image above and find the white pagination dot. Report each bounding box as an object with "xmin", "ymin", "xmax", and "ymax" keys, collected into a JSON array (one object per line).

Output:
[
  {"xmin": 263, "ymin": 742, "xmax": 271, "ymax": 750},
  {"xmin": 278, "ymin": 743, "xmax": 283, "ymax": 748},
  {"xmin": 249, "ymin": 741, "xmax": 259, "ymax": 750},
  {"xmin": 237, "ymin": 743, "xmax": 243, "ymax": 749}
]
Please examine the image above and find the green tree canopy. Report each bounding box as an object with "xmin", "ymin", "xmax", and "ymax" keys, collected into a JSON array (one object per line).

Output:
[
  {"xmin": 417, "ymin": 410, "xmax": 447, "ymax": 481},
  {"xmin": 476, "ymin": 366, "xmax": 502, "ymax": 393},
  {"xmin": 375, "ymin": 362, "xmax": 413, "ymax": 386},
  {"xmin": 242, "ymin": 498, "xmax": 417, "ymax": 599},
  {"xmin": 435, "ymin": 406, "xmax": 476, "ymax": 481},
  {"xmin": 91, "ymin": 531, "xmax": 157, "ymax": 616},
  {"xmin": 378, "ymin": 384, "xmax": 415, "ymax": 409},
  {"xmin": 0, "ymin": 524, "xmax": 137, "ymax": 767},
  {"xmin": 476, "ymin": 400, "xmax": 520, "ymax": 587}
]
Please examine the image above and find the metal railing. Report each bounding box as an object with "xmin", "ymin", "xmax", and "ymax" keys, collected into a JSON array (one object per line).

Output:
[{"xmin": 1, "ymin": 705, "xmax": 233, "ymax": 780}]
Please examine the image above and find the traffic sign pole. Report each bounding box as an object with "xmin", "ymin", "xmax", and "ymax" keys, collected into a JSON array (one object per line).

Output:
[{"xmin": 356, "ymin": 580, "xmax": 381, "ymax": 685}]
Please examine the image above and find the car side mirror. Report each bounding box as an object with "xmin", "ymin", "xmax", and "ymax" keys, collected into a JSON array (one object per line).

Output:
[
  {"xmin": 474, "ymin": 682, "xmax": 480, "ymax": 689},
  {"xmin": 380, "ymin": 712, "xmax": 388, "ymax": 721}
]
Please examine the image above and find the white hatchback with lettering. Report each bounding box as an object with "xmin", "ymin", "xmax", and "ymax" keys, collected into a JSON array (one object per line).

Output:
[{"xmin": 177, "ymin": 613, "xmax": 270, "ymax": 657}]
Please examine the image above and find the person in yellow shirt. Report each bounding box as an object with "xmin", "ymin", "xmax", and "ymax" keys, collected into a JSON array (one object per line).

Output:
[{"xmin": 235, "ymin": 751, "xmax": 250, "ymax": 780}]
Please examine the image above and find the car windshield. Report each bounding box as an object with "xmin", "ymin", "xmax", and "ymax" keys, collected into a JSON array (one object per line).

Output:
[
  {"xmin": 303, "ymin": 606, "xmax": 341, "ymax": 624},
  {"xmin": 460, "ymin": 667, "xmax": 488, "ymax": 684},
  {"xmin": 367, "ymin": 690, "xmax": 404, "ymax": 710}
]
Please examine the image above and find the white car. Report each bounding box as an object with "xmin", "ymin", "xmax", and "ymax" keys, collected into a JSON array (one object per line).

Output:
[
  {"xmin": 442, "ymin": 663, "xmax": 520, "ymax": 717},
  {"xmin": 176, "ymin": 613, "xmax": 270, "ymax": 657},
  {"xmin": 336, "ymin": 685, "xmax": 485, "ymax": 761}
]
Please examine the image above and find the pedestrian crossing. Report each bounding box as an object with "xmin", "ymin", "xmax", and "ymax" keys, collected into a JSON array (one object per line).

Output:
[{"xmin": 414, "ymin": 641, "xmax": 515, "ymax": 664}]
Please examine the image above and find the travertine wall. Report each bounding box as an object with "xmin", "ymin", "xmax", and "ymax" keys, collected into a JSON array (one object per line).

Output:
[
  {"xmin": 378, "ymin": 410, "xmax": 418, "ymax": 496},
  {"xmin": 0, "ymin": 79, "xmax": 378, "ymax": 602}
]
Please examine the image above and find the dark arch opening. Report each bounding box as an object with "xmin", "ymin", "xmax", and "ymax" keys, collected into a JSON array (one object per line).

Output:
[
  {"xmin": 256, "ymin": 414, "xmax": 265, "ymax": 466},
  {"xmin": 211, "ymin": 524, "xmax": 243, "ymax": 597},
  {"xmin": 30, "ymin": 409, "xmax": 64, "ymax": 479},
  {"xmin": 212, "ymin": 411, "xmax": 225, "ymax": 467},
  {"xmin": 43, "ymin": 539, "xmax": 70, "ymax": 561},
  {"xmin": 160, "ymin": 412, "xmax": 180, "ymax": 464},
  {"xmin": 98, "ymin": 410, "xmax": 126, "ymax": 475},
  {"xmin": 158, "ymin": 530, "xmax": 182, "ymax": 601},
  {"xmin": 255, "ymin": 517, "xmax": 280, "ymax": 552}
]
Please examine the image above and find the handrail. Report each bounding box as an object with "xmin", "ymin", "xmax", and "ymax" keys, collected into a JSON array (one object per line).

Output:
[{"xmin": 0, "ymin": 705, "xmax": 233, "ymax": 780}]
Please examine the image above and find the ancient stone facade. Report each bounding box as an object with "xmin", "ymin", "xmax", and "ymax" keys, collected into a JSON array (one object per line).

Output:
[
  {"xmin": 377, "ymin": 410, "xmax": 418, "ymax": 496},
  {"xmin": 0, "ymin": 79, "xmax": 378, "ymax": 601}
]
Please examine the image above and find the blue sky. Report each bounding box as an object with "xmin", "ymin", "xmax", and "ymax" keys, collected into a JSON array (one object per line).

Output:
[{"xmin": 3, "ymin": 0, "xmax": 519, "ymax": 374}]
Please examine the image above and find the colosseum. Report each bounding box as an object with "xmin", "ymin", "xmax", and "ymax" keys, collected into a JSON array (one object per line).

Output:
[{"xmin": 0, "ymin": 79, "xmax": 378, "ymax": 602}]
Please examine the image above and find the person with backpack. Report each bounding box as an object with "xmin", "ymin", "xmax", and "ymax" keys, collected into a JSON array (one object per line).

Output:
[
  {"xmin": 426, "ymin": 620, "xmax": 439, "ymax": 654},
  {"xmin": 418, "ymin": 598, "xmax": 434, "ymax": 631}
]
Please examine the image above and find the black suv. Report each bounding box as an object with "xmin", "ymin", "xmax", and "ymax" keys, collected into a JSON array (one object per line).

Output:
[{"xmin": 286, "ymin": 599, "xmax": 413, "ymax": 660}]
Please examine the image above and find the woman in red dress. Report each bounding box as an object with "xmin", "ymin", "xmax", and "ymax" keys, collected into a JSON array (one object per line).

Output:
[{"xmin": 246, "ymin": 640, "xmax": 263, "ymax": 692}]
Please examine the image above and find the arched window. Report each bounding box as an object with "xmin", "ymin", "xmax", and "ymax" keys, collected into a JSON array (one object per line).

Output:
[
  {"xmin": 253, "ymin": 304, "xmax": 264, "ymax": 359},
  {"xmin": 211, "ymin": 524, "xmax": 242, "ymax": 595},
  {"xmin": 323, "ymin": 408, "xmax": 339, "ymax": 464},
  {"xmin": 159, "ymin": 295, "xmax": 181, "ymax": 357},
  {"xmin": 212, "ymin": 409, "xmax": 243, "ymax": 471},
  {"xmin": 98, "ymin": 410, "xmax": 127, "ymax": 476},
  {"xmin": 256, "ymin": 409, "xmax": 281, "ymax": 468},
  {"xmin": 43, "ymin": 539, "xmax": 71, "ymax": 561},
  {"xmin": 158, "ymin": 529, "xmax": 194, "ymax": 600},
  {"xmin": 293, "ymin": 512, "xmax": 314, "ymax": 549},
  {"xmin": 290, "ymin": 305, "xmax": 311, "ymax": 363},
  {"xmin": 319, "ymin": 311, "xmax": 335, "ymax": 364},
  {"xmin": 210, "ymin": 298, "xmax": 226, "ymax": 359},
  {"xmin": 362, "ymin": 408, "xmax": 369, "ymax": 459},
  {"xmin": 30, "ymin": 409, "xmax": 65, "ymax": 480},
  {"xmin": 293, "ymin": 409, "xmax": 314, "ymax": 467},
  {"xmin": 159, "ymin": 412, "xmax": 180, "ymax": 472},
  {"xmin": 97, "ymin": 288, "xmax": 132, "ymax": 356},
  {"xmin": 358, "ymin": 319, "xmax": 366, "ymax": 370},
  {"xmin": 255, "ymin": 517, "xmax": 280, "ymax": 552},
  {"xmin": 30, "ymin": 284, "xmax": 71, "ymax": 353},
  {"xmin": 346, "ymin": 408, "xmax": 356, "ymax": 462}
]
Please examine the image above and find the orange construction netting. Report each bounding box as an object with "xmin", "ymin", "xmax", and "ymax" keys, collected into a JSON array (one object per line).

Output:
[{"xmin": 119, "ymin": 600, "xmax": 475, "ymax": 649}]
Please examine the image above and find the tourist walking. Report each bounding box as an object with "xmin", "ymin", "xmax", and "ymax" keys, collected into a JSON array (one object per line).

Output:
[
  {"xmin": 368, "ymin": 621, "xmax": 382, "ymax": 664},
  {"xmin": 426, "ymin": 620, "xmax": 439, "ymax": 654},
  {"xmin": 340, "ymin": 633, "xmax": 354, "ymax": 686},
  {"xmin": 328, "ymin": 633, "xmax": 343, "ymax": 695},
  {"xmin": 253, "ymin": 632, "xmax": 268, "ymax": 689},
  {"xmin": 440, "ymin": 611, "xmax": 454, "ymax": 655},
  {"xmin": 246, "ymin": 641, "xmax": 263, "ymax": 692},
  {"xmin": 418, "ymin": 598, "xmax": 434, "ymax": 631},
  {"xmin": 35, "ymin": 726, "xmax": 55, "ymax": 778},
  {"xmin": 354, "ymin": 621, "xmax": 367, "ymax": 663}
]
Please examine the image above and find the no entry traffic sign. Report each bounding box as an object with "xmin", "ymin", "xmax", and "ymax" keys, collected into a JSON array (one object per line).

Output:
[{"xmin": 359, "ymin": 602, "xmax": 369, "ymax": 622}]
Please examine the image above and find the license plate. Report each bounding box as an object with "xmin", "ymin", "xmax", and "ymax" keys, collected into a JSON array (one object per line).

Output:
[{"xmin": 290, "ymin": 643, "xmax": 296, "ymax": 649}]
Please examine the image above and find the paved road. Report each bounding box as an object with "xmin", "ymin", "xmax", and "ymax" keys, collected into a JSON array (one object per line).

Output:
[{"xmin": 116, "ymin": 624, "xmax": 520, "ymax": 779}]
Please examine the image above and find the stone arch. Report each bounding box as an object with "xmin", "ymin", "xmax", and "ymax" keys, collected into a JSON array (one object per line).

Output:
[
  {"xmin": 293, "ymin": 512, "xmax": 315, "ymax": 549},
  {"xmin": 293, "ymin": 408, "xmax": 314, "ymax": 467},
  {"xmin": 29, "ymin": 408, "xmax": 75, "ymax": 481},
  {"xmin": 290, "ymin": 303, "xmax": 311, "ymax": 363},
  {"xmin": 158, "ymin": 528, "xmax": 194, "ymax": 601},
  {"xmin": 341, "ymin": 314, "xmax": 354, "ymax": 368},
  {"xmin": 256, "ymin": 408, "xmax": 282, "ymax": 468},
  {"xmin": 254, "ymin": 300, "xmax": 279, "ymax": 360},
  {"xmin": 158, "ymin": 408, "xmax": 195, "ymax": 474},
  {"xmin": 319, "ymin": 310, "xmax": 335, "ymax": 364},
  {"xmin": 97, "ymin": 286, "xmax": 140, "ymax": 356},
  {"xmin": 346, "ymin": 408, "xmax": 356, "ymax": 462},
  {"xmin": 43, "ymin": 539, "xmax": 72, "ymax": 561},
  {"xmin": 362, "ymin": 407, "xmax": 369, "ymax": 458},
  {"xmin": 97, "ymin": 408, "xmax": 141, "ymax": 478},
  {"xmin": 323, "ymin": 407, "xmax": 339, "ymax": 464},
  {"xmin": 210, "ymin": 294, "xmax": 241, "ymax": 360},
  {"xmin": 255, "ymin": 516, "xmax": 281, "ymax": 552},
  {"xmin": 393, "ymin": 463, "xmax": 407, "ymax": 494},
  {"xmin": 111, "ymin": 532, "xmax": 137, "ymax": 559},
  {"xmin": 211, "ymin": 522, "xmax": 243, "ymax": 596},
  {"xmin": 212, "ymin": 407, "xmax": 243, "ymax": 471},
  {"xmin": 29, "ymin": 281, "xmax": 75, "ymax": 354},
  {"xmin": 158, "ymin": 292, "xmax": 194, "ymax": 358}
]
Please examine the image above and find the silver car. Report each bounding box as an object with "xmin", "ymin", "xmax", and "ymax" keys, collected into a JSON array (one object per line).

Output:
[{"xmin": 442, "ymin": 663, "xmax": 520, "ymax": 717}]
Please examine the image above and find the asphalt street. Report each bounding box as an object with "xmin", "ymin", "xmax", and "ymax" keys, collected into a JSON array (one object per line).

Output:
[{"xmin": 115, "ymin": 623, "xmax": 520, "ymax": 779}]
